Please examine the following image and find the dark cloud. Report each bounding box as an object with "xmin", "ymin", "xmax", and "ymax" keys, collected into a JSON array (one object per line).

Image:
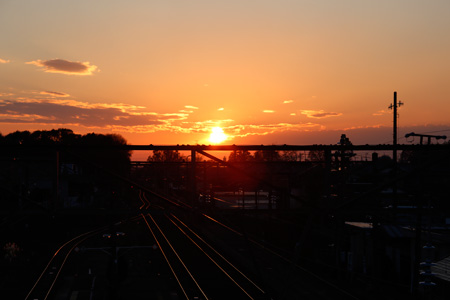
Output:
[
  {"xmin": 40, "ymin": 91, "xmax": 70, "ymax": 97},
  {"xmin": 26, "ymin": 59, "xmax": 98, "ymax": 75},
  {"xmin": 0, "ymin": 99, "xmax": 164, "ymax": 128}
]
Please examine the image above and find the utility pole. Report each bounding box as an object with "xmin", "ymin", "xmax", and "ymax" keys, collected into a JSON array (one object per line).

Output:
[
  {"xmin": 389, "ymin": 91, "xmax": 404, "ymax": 162},
  {"xmin": 388, "ymin": 91, "xmax": 403, "ymax": 218}
]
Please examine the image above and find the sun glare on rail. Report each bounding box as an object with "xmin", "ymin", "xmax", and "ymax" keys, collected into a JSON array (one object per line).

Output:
[{"xmin": 209, "ymin": 127, "xmax": 227, "ymax": 144}]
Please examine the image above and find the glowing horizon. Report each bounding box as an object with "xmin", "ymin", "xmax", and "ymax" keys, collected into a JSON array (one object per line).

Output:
[{"xmin": 1, "ymin": 1, "xmax": 450, "ymax": 146}]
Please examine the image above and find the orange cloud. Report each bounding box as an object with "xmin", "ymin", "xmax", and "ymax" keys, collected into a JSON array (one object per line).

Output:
[
  {"xmin": 0, "ymin": 112, "xmax": 56, "ymax": 122},
  {"xmin": 226, "ymin": 122, "xmax": 322, "ymax": 138},
  {"xmin": 263, "ymin": 110, "xmax": 275, "ymax": 113},
  {"xmin": 283, "ymin": 100, "xmax": 294, "ymax": 104},
  {"xmin": 0, "ymin": 98, "xmax": 167, "ymax": 128},
  {"xmin": 26, "ymin": 59, "xmax": 98, "ymax": 75},
  {"xmin": 300, "ymin": 110, "xmax": 342, "ymax": 119},
  {"xmin": 0, "ymin": 58, "xmax": 10, "ymax": 64},
  {"xmin": 372, "ymin": 110, "xmax": 390, "ymax": 116},
  {"xmin": 0, "ymin": 92, "xmax": 336, "ymax": 140},
  {"xmin": 177, "ymin": 119, "xmax": 234, "ymax": 134},
  {"xmin": 343, "ymin": 124, "xmax": 387, "ymax": 130}
]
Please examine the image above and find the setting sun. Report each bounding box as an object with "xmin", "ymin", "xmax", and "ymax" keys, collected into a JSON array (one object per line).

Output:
[{"xmin": 209, "ymin": 127, "xmax": 228, "ymax": 144}]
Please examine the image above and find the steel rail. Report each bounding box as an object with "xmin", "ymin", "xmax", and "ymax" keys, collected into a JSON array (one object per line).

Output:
[
  {"xmin": 141, "ymin": 191, "xmax": 250, "ymax": 298},
  {"xmin": 43, "ymin": 235, "xmax": 91, "ymax": 300},
  {"xmin": 140, "ymin": 213, "xmax": 190, "ymax": 299},
  {"xmin": 168, "ymin": 213, "xmax": 266, "ymax": 298},
  {"xmin": 24, "ymin": 226, "xmax": 107, "ymax": 300},
  {"xmin": 166, "ymin": 214, "xmax": 253, "ymax": 299},
  {"xmin": 147, "ymin": 213, "xmax": 209, "ymax": 299},
  {"xmin": 139, "ymin": 190, "xmax": 356, "ymax": 298},
  {"xmin": 200, "ymin": 212, "xmax": 361, "ymax": 300}
]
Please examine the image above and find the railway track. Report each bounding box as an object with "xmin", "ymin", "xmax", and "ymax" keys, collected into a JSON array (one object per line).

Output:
[
  {"xmin": 139, "ymin": 191, "xmax": 360, "ymax": 299},
  {"xmin": 24, "ymin": 225, "xmax": 108, "ymax": 300},
  {"xmin": 139, "ymin": 190, "xmax": 270, "ymax": 299},
  {"xmin": 141, "ymin": 212, "xmax": 269, "ymax": 299},
  {"xmin": 23, "ymin": 190, "xmax": 360, "ymax": 299},
  {"xmin": 192, "ymin": 212, "xmax": 361, "ymax": 300}
]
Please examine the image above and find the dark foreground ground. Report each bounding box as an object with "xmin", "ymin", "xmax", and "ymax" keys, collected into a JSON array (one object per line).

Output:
[{"xmin": 1, "ymin": 211, "xmax": 448, "ymax": 300}]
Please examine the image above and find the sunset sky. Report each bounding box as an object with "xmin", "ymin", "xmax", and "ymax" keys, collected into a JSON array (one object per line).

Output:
[{"xmin": 1, "ymin": 0, "xmax": 450, "ymax": 148}]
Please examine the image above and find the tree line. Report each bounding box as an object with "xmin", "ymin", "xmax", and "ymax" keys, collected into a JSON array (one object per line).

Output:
[
  {"xmin": 147, "ymin": 149, "xmax": 325, "ymax": 162},
  {"xmin": 0, "ymin": 128, "xmax": 131, "ymax": 175}
]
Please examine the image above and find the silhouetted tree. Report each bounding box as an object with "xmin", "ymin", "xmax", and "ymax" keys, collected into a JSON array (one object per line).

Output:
[
  {"xmin": 143, "ymin": 150, "xmax": 188, "ymax": 193},
  {"xmin": 1, "ymin": 129, "xmax": 131, "ymax": 174},
  {"xmin": 254, "ymin": 149, "xmax": 281, "ymax": 161},
  {"xmin": 30, "ymin": 129, "xmax": 74, "ymax": 144},
  {"xmin": 228, "ymin": 150, "xmax": 253, "ymax": 162},
  {"xmin": 333, "ymin": 134, "xmax": 355, "ymax": 170},
  {"xmin": 77, "ymin": 133, "xmax": 131, "ymax": 175},
  {"xmin": 307, "ymin": 149, "xmax": 325, "ymax": 162},
  {"xmin": 0, "ymin": 129, "xmax": 132, "ymax": 209},
  {"xmin": 147, "ymin": 150, "xmax": 187, "ymax": 162},
  {"xmin": 3, "ymin": 130, "xmax": 31, "ymax": 145},
  {"xmin": 1, "ymin": 129, "xmax": 80, "ymax": 145},
  {"xmin": 281, "ymin": 150, "xmax": 301, "ymax": 161}
]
